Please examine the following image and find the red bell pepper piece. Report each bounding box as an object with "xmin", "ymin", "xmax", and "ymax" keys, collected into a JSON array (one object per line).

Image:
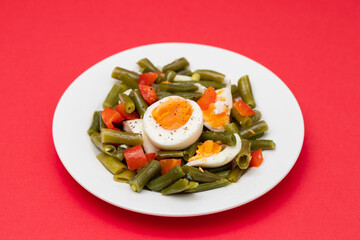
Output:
[
  {"xmin": 138, "ymin": 84, "xmax": 158, "ymax": 105},
  {"xmin": 249, "ymin": 149, "xmax": 264, "ymax": 167},
  {"xmin": 124, "ymin": 145, "xmax": 148, "ymax": 171},
  {"xmin": 234, "ymin": 99, "xmax": 255, "ymax": 117},
  {"xmin": 159, "ymin": 159, "xmax": 181, "ymax": 175},
  {"xmin": 101, "ymin": 107, "xmax": 124, "ymax": 130},
  {"xmin": 197, "ymin": 86, "xmax": 217, "ymax": 110},
  {"xmin": 115, "ymin": 103, "xmax": 140, "ymax": 120},
  {"xmin": 138, "ymin": 72, "xmax": 158, "ymax": 85},
  {"xmin": 145, "ymin": 153, "xmax": 156, "ymax": 162}
]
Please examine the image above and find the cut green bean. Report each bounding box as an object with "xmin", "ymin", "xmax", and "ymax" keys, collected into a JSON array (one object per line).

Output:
[
  {"xmin": 231, "ymin": 108, "xmax": 252, "ymax": 128},
  {"xmin": 239, "ymin": 120, "xmax": 269, "ymax": 139},
  {"xmin": 249, "ymin": 139, "xmax": 276, "ymax": 151},
  {"xmin": 238, "ymin": 75, "xmax": 256, "ymax": 108},
  {"xmin": 215, "ymin": 170, "xmax": 231, "ymax": 178},
  {"xmin": 185, "ymin": 178, "xmax": 230, "ymax": 193},
  {"xmin": 102, "ymin": 83, "xmax": 129, "ymax": 108},
  {"xmin": 183, "ymin": 165, "xmax": 222, "ymax": 183},
  {"xmin": 227, "ymin": 167, "xmax": 245, "ymax": 183},
  {"xmin": 157, "ymin": 91, "xmax": 202, "ymax": 101},
  {"xmin": 224, "ymin": 122, "xmax": 240, "ymax": 134},
  {"xmin": 250, "ymin": 110, "xmax": 262, "ymax": 123},
  {"xmin": 194, "ymin": 69, "xmax": 225, "ymax": 83},
  {"xmin": 183, "ymin": 141, "xmax": 199, "ymax": 162},
  {"xmin": 88, "ymin": 111, "xmax": 102, "ymax": 136},
  {"xmin": 100, "ymin": 128, "xmax": 143, "ymax": 146},
  {"xmin": 90, "ymin": 132, "xmax": 103, "ymax": 150},
  {"xmin": 129, "ymin": 89, "xmax": 148, "ymax": 117},
  {"xmin": 96, "ymin": 152, "xmax": 127, "ymax": 175},
  {"xmin": 137, "ymin": 58, "xmax": 160, "ymax": 72},
  {"xmin": 147, "ymin": 165, "xmax": 186, "ymax": 192},
  {"xmin": 161, "ymin": 179, "xmax": 198, "ymax": 195},
  {"xmin": 103, "ymin": 146, "xmax": 124, "ymax": 161},
  {"xmin": 129, "ymin": 160, "xmax": 162, "ymax": 192},
  {"xmin": 205, "ymin": 163, "xmax": 232, "ymax": 173},
  {"xmin": 248, "ymin": 132, "xmax": 264, "ymax": 140},
  {"xmin": 112, "ymin": 67, "xmax": 139, "ymax": 82},
  {"xmin": 177, "ymin": 68, "xmax": 192, "ymax": 76},
  {"xmin": 156, "ymin": 151, "xmax": 184, "ymax": 159},
  {"xmin": 113, "ymin": 73, "xmax": 139, "ymax": 90},
  {"xmin": 113, "ymin": 170, "xmax": 136, "ymax": 183},
  {"xmin": 236, "ymin": 139, "xmax": 251, "ymax": 169},
  {"xmin": 231, "ymin": 84, "xmax": 241, "ymax": 98},
  {"xmin": 162, "ymin": 57, "xmax": 190, "ymax": 73},
  {"xmin": 191, "ymin": 72, "xmax": 201, "ymax": 80},
  {"xmin": 158, "ymin": 82, "xmax": 198, "ymax": 92},
  {"xmin": 165, "ymin": 70, "xmax": 177, "ymax": 82},
  {"xmin": 181, "ymin": 81, "xmax": 226, "ymax": 90},
  {"xmin": 200, "ymin": 131, "xmax": 236, "ymax": 146},
  {"xmin": 119, "ymin": 93, "xmax": 135, "ymax": 113}
]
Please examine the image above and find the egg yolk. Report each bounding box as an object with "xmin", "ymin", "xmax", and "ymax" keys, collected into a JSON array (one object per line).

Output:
[
  {"xmin": 202, "ymin": 103, "xmax": 230, "ymax": 129},
  {"xmin": 188, "ymin": 140, "xmax": 222, "ymax": 162},
  {"xmin": 152, "ymin": 97, "xmax": 193, "ymax": 130}
]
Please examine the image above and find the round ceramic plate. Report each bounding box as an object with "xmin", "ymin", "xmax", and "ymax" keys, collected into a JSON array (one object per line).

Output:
[{"xmin": 52, "ymin": 43, "xmax": 304, "ymax": 217}]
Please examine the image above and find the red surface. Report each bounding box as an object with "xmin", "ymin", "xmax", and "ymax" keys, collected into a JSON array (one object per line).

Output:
[{"xmin": 1, "ymin": 0, "xmax": 359, "ymax": 239}]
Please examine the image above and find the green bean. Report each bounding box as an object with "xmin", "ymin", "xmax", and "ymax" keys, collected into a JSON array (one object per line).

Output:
[
  {"xmin": 112, "ymin": 67, "xmax": 139, "ymax": 82},
  {"xmin": 227, "ymin": 167, "xmax": 245, "ymax": 183},
  {"xmin": 248, "ymin": 132, "xmax": 264, "ymax": 140},
  {"xmin": 215, "ymin": 170, "xmax": 230, "ymax": 178},
  {"xmin": 157, "ymin": 91, "xmax": 202, "ymax": 100},
  {"xmin": 147, "ymin": 165, "xmax": 185, "ymax": 192},
  {"xmin": 90, "ymin": 132, "xmax": 103, "ymax": 150},
  {"xmin": 156, "ymin": 151, "xmax": 184, "ymax": 159},
  {"xmin": 231, "ymin": 84, "xmax": 241, "ymax": 98},
  {"xmin": 141, "ymin": 67, "xmax": 152, "ymax": 73},
  {"xmin": 103, "ymin": 146, "xmax": 124, "ymax": 161},
  {"xmin": 165, "ymin": 70, "xmax": 177, "ymax": 82},
  {"xmin": 102, "ymin": 83, "xmax": 129, "ymax": 108},
  {"xmin": 156, "ymin": 91, "xmax": 172, "ymax": 99},
  {"xmin": 177, "ymin": 69, "xmax": 192, "ymax": 76},
  {"xmin": 129, "ymin": 160, "xmax": 162, "ymax": 192},
  {"xmin": 191, "ymin": 72, "xmax": 201, "ymax": 80},
  {"xmin": 181, "ymin": 81, "xmax": 226, "ymax": 90},
  {"xmin": 155, "ymin": 73, "xmax": 166, "ymax": 84},
  {"xmin": 205, "ymin": 163, "xmax": 232, "ymax": 173},
  {"xmin": 129, "ymin": 89, "xmax": 148, "ymax": 117},
  {"xmin": 161, "ymin": 179, "xmax": 198, "ymax": 195},
  {"xmin": 183, "ymin": 141, "xmax": 199, "ymax": 162},
  {"xmin": 239, "ymin": 120, "xmax": 269, "ymax": 139},
  {"xmin": 113, "ymin": 170, "xmax": 136, "ymax": 183},
  {"xmin": 119, "ymin": 93, "xmax": 135, "ymax": 113},
  {"xmin": 96, "ymin": 152, "xmax": 127, "ymax": 175},
  {"xmin": 194, "ymin": 69, "xmax": 225, "ymax": 83},
  {"xmin": 250, "ymin": 110, "xmax": 262, "ymax": 123},
  {"xmin": 185, "ymin": 179, "xmax": 230, "ymax": 193},
  {"xmin": 200, "ymin": 131, "xmax": 236, "ymax": 146},
  {"xmin": 88, "ymin": 111, "xmax": 102, "ymax": 136},
  {"xmin": 238, "ymin": 75, "xmax": 256, "ymax": 108},
  {"xmin": 137, "ymin": 58, "xmax": 160, "ymax": 72},
  {"xmin": 183, "ymin": 165, "xmax": 222, "ymax": 183},
  {"xmin": 100, "ymin": 128, "xmax": 143, "ymax": 146},
  {"xmin": 236, "ymin": 139, "xmax": 251, "ymax": 169},
  {"xmin": 224, "ymin": 122, "xmax": 240, "ymax": 134},
  {"xmin": 150, "ymin": 84, "xmax": 159, "ymax": 92},
  {"xmin": 162, "ymin": 57, "xmax": 190, "ymax": 73},
  {"xmin": 231, "ymin": 108, "xmax": 252, "ymax": 128},
  {"xmin": 249, "ymin": 139, "xmax": 276, "ymax": 151},
  {"xmin": 158, "ymin": 82, "xmax": 198, "ymax": 92},
  {"xmin": 113, "ymin": 73, "xmax": 139, "ymax": 90}
]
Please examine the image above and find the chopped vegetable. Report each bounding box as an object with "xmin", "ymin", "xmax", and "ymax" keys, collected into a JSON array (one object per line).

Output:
[
  {"xmin": 196, "ymin": 86, "xmax": 216, "ymax": 110},
  {"xmin": 101, "ymin": 107, "xmax": 124, "ymax": 130},
  {"xmin": 138, "ymin": 84, "xmax": 158, "ymax": 105},
  {"xmin": 145, "ymin": 153, "xmax": 156, "ymax": 162},
  {"xmin": 138, "ymin": 72, "xmax": 158, "ymax": 85},
  {"xmin": 115, "ymin": 103, "xmax": 140, "ymax": 120},
  {"xmin": 159, "ymin": 159, "xmax": 181, "ymax": 175},
  {"xmin": 250, "ymin": 149, "xmax": 264, "ymax": 167},
  {"xmin": 234, "ymin": 99, "xmax": 255, "ymax": 117},
  {"xmin": 124, "ymin": 145, "xmax": 148, "ymax": 170}
]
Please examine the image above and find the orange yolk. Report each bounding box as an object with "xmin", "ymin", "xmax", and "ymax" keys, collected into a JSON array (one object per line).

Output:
[
  {"xmin": 188, "ymin": 140, "xmax": 222, "ymax": 162},
  {"xmin": 202, "ymin": 103, "xmax": 230, "ymax": 129},
  {"xmin": 152, "ymin": 98, "xmax": 193, "ymax": 130}
]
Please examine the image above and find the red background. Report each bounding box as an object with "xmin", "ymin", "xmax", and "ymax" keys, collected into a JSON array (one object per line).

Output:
[{"xmin": 1, "ymin": 0, "xmax": 359, "ymax": 239}]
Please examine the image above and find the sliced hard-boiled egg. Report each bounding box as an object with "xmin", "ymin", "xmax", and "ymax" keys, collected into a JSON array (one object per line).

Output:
[
  {"xmin": 123, "ymin": 119, "xmax": 159, "ymax": 153},
  {"xmin": 143, "ymin": 96, "xmax": 203, "ymax": 150},
  {"xmin": 202, "ymin": 85, "xmax": 233, "ymax": 132},
  {"xmin": 186, "ymin": 133, "xmax": 242, "ymax": 168}
]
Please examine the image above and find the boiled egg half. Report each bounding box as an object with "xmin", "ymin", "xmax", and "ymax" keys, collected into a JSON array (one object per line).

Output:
[{"xmin": 143, "ymin": 96, "xmax": 203, "ymax": 150}]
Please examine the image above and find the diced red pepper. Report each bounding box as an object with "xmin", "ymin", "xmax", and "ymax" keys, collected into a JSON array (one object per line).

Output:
[
  {"xmin": 138, "ymin": 84, "xmax": 158, "ymax": 105},
  {"xmin": 145, "ymin": 153, "xmax": 156, "ymax": 162},
  {"xmin": 115, "ymin": 103, "xmax": 140, "ymax": 120},
  {"xmin": 124, "ymin": 145, "xmax": 148, "ymax": 171},
  {"xmin": 234, "ymin": 99, "xmax": 255, "ymax": 117},
  {"xmin": 197, "ymin": 86, "xmax": 217, "ymax": 110},
  {"xmin": 249, "ymin": 149, "xmax": 264, "ymax": 167},
  {"xmin": 101, "ymin": 107, "xmax": 124, "ymax": 130},
  {"xmin": 159, "ymin": 159, "xmax": 181, "ymax": 175},
  {"xmin": 138, "ymin": 72, "xmax": 158, "ymax": 85}
]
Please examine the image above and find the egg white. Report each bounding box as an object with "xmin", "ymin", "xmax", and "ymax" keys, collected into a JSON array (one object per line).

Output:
[
  {"xmin": 143, "ymin": 96, "xmax": 203, "ymax": 150},
  {"xmin": 186, "ymin": 133, "xmax": 242, "ymax": 168}
]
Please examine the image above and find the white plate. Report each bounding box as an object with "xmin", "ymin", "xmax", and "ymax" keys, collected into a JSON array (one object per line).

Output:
[{"xmin": 52, "ymin": 43, "xmax": 304, "ymax": 217}]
